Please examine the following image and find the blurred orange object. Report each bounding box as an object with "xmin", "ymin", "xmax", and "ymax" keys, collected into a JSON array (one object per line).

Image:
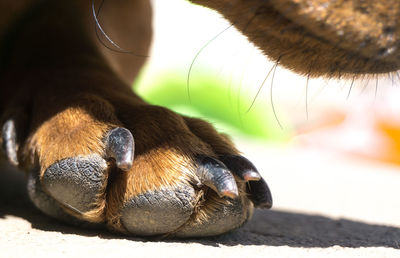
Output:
[{"xmin": 294, "ymin": 89, "xmax": 400, "ymax": 166}]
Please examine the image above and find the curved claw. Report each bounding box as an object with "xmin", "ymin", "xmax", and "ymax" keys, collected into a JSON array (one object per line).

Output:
[
  {"xmin": 105, "ymin": 127, "xmax": 134, "ymax": 171},
  {"xmin": 220, "ymin": 155, "xmax": 261, "ymax": 181},
  {"xmin": 196, "ymin": 156, "xmax": 238, "ymax": 199},
  {"xmin": 221, "ymin": 155, "xmax": 272, "ymax": 209},
  {"xmin": 1, "ymin": 118, "xmax": 18, "ymax": 166},
  {"xmin": 247, "ymin": 178, "xmax": 273, "ymax": 209}
]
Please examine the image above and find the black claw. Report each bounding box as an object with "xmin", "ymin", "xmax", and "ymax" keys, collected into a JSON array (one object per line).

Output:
[
  {"xmin": 247, "ymin": 178, "xmax": 273, "ymax": 209},
  {"xmin": 220, "ymin": 155, "xmax": 261, "ymax": 181},
  {"xmin": 196, "ymin": 156, "xmax": 238, "ymax": 198},
  {"xmin": 221, "ymin": 155, "xmax": 272, "ymax": 209},
  {"xmin": 105, "ymin": 127, "xmax": 134, "ymax": 171},
  {"xmin": 1, "ymin": 118, "xmax": 18, "ymax": 166}
]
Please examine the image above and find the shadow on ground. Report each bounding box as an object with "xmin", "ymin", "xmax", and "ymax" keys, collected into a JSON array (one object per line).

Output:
[{"xmin": 1, "ymin": 163, "xmax": 399, "ymax": 249}]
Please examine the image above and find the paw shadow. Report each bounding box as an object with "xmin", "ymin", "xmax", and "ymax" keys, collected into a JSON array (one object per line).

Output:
[
  {"xmin": 1, "ymin": 163, "xmax": 399, "ymax": 248},
  {"xmin": 194, "ymin": 209, "xmax": 400, "ymax": 248},
  {"xmin": 0, "ymin": 163, "xmax": 112, "ymax": 238}
]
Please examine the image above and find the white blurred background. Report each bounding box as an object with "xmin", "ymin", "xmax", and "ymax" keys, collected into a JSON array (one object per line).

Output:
[{"xmin": 137, "ymin": 0, "xmax": 396, "ymax": 134}]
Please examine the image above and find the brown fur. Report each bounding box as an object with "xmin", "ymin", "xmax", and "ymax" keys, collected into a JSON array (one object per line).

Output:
[
  {"xmin": 191, "ymin": 0, "xmax": 400, "ymax": 77},
  {"xmin": 0, "ymin": 0, "xmax": 398, "ymax": 235}
]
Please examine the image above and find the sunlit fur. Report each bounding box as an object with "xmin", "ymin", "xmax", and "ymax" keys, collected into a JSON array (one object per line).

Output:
[{"xmin": 191, "ymin": 0, "xmax": 400, "ymax": 77}]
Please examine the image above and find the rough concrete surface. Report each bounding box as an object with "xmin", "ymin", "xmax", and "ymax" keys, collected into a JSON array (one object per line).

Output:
[{"xmin": 1, "ymin": 141, "xmax": 400, "ymax": 257}]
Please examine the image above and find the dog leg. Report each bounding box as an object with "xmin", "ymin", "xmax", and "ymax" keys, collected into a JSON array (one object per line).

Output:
[{"xmin": 0, "ymin": 0, "xmax": 272, "ymax": 237}]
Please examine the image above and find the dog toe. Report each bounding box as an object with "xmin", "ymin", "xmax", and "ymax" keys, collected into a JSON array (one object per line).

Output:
[
  {"xmin": 42, "ymin": 154, "xmax": 109, "ymax": 216},
  {"xmin": 27, "ymin": 169, "xmax": 102, "ymax": 228},
  {"xmin": 121, "ymin": 184, "xmax": 196, "ymax": 236}
]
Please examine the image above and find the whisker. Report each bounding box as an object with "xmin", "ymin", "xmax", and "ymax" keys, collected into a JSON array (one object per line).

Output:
[
  {"xmin": 270, "ymin": 57, "xmax": 283, "ymax": 130},
  {"xmin": 92, "ymin": 0, "xmax": 148, "ymax": 57},
  {"xmin": 359, "ymin": 76, "xmax": 369, "ymax": 95},
  {"xmin": 245, "ymin": 63, "xmax": 276, "ymax": 113},
  {"xmin": 347, "ymin": 76, "xmax": 355, "ymax": 99},
  {"xmin": 390, "ymin": 73, "xmax": 395, "ymax": 87},
  {"xmin": 186, "ymin": 24, "xmax": 234, "ymax": 102},
  {"xmin": 310, "ymin": 78, "xmax": 329, "ymax": 102}
]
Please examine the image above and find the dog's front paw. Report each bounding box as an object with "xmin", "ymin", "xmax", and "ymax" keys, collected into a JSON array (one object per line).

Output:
[{"xmin": 1, "ymin": 94, "xmax": 272, "ymax": 237}]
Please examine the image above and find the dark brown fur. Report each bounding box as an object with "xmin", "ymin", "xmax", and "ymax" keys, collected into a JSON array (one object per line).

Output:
[{"xmin": 192, "ymin": 0, "xmax": 400, "ymax": 76}]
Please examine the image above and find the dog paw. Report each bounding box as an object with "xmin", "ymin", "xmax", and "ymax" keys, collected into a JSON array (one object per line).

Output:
[{"xmin": 1, "ymin": 94, "xmax": 272, "ymax": 237}]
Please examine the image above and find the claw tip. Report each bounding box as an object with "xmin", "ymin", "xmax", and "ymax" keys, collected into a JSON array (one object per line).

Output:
[
  {"xmin": 243, "ymin": 171, "xmax": 261, "ymax": 181},
  {"xmin": 221, "ymin": 189, "xmax": 239, "ymax": 199},
  {"xmin": 116, "ymin": 160, "xmax": 133, "ymax": 171},
  {"xmin": 257, "ymin": 199, "xmax": 273, "ymax": 209}
]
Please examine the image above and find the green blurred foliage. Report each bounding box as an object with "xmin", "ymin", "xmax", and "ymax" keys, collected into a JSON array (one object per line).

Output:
[{"xmin": 135, "ymin": 68, "xmax": 291, "ymax": 142}]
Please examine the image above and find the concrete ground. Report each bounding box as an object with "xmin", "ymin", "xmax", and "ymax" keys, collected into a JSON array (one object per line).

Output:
[{"xmin": 1, "ymin": 141, "xmax": 400, "ymax": 257}]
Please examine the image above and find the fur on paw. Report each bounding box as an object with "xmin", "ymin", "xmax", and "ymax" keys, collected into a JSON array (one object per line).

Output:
[{"xmin": 1, "ymin": 94, "xmax": 272, "ymax": 237}]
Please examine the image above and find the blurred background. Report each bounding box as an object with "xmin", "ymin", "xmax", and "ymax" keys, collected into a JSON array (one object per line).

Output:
[{"xmin": 134, "ymin": 0, "xmax": 400, "ymax": 166}]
